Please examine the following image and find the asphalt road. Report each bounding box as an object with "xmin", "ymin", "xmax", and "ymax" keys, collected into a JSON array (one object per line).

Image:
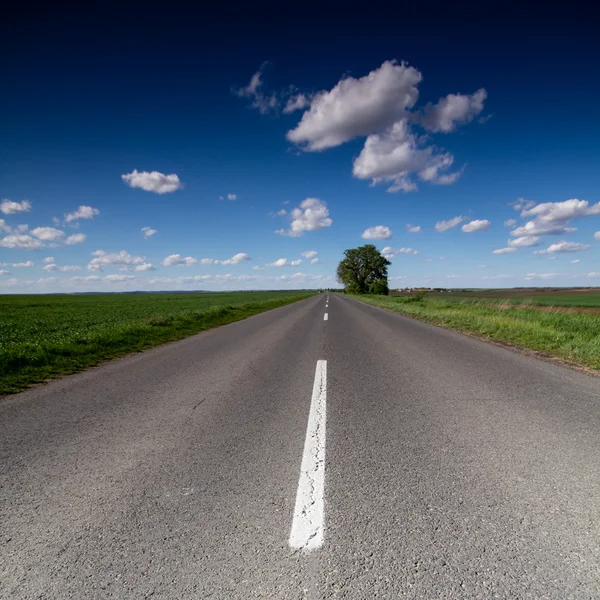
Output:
[{"xmin": 1, "ymin": 293, "xmax": 599, "ymax": 599}]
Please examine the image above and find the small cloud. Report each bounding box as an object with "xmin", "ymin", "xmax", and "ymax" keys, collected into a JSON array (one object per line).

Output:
[
  {"xmin": 493, "ymin": 247, "xmax": 517, "ymax": 254},
  {"xmin": 434, "ymin": 216, "xmax": 463, "ymax": 232},
  {"xmin": 135, "ymin": 263, "xmax": 156, "ymax": 271},
  {"xmin": 31, "ymin": 227, "xmax": 64, "ymax": 241},
  {"xmin": 301, "ymin": 250, "xmax": 318, "ymax": 259},
  {"xmin": 12, "ymin": 261, "xmax": 34, "ymax": 268},
  {"xmin": 381, "ymin": 246, "xmax": 418, "ymax": 259},
  {"xmin": 162, "ymin": 254, "xmax": 197, "ymax": 267},
  {"xmin": 65, "ymin": 233, "xmax": 86, "ymax": 245},
  {"xmin": 461, "ymin": 219, "xmax": 491, "ymax": 233},
  {"xmin": 0, "ymin": 199, "xmax": 32, "ymax": 214},
  {"xmin": 504, "ymin": 219, "xmax": 517, "ymax": 227},
  {"xmin": 276, "ymin": 198, "xmax": 332, "ymax": 237},
  {"xmin": 65, "ymin": 205, "xmax": 100, "ymax": 223},
  {"xmin": 361, "ymin": 225, "xmax": 392, "ymax": 240},
  {"xmin": 43, "ymin": 256, "xmax": 55, "ymax": 263},
  {"xmin": 141, "ymin": 226, "xmax": 157, "ymax": 239},
  {"xmin": 406, "ymin": 224, "xmax": 421, "ymax": 233},
  {"xmin": 267, "ymin": 258, "xmax": 302, "ymax": 267},
  {"xmin": 533, "ymin": 241, "xmax": 591, "ymax": 254},
  {"xmin": 571, "ymin": 259, "xmax": 580, "ymax": 264},
  {"xmin": 0, "ymin": 235, "xmax": 44, "ymax": 249},
  {"xmin": 121, "ymin": 170, "xmax": 183, "ymax": 194},
  {"xmin": 227, "ymin": 193, "xmax": 237, "ymax": 201}
]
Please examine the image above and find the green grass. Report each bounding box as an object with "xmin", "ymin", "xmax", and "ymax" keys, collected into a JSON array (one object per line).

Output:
[
  {"xmin": 349, "ymin": 294, "xmax": 600, "ymax": 371},
  {"xmin": 0, "ymin": 291, "xmax": 316, "ymax": 395}
]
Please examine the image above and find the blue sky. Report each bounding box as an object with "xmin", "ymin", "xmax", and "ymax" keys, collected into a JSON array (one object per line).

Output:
[{"xmin": 1, "ymin": 4, "xmax": 599, "ymax": 292}]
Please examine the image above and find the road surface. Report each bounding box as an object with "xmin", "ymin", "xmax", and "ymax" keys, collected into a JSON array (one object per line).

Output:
[{"xmin": 1, "ymin": 293, "xmax": 599, "ymax": 599}]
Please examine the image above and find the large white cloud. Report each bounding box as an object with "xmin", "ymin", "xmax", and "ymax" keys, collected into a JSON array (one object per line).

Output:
[
  {"xmin": 89, "ymin": 250, "xmax": 145, "ymax": 271},
  {"xmin": 287, "ymin": 61, "xmax": 422, "ymax": 151},
  {"xmin": 434, "ymin": 216, "xmax": 463, "ymax": 232},
  {"xmin": 276, "ymin": 198, "xmax": 332, "ymax": 237},
  {"xmin": 461, "ymin": 219, "xmax": 490, "ymax": 232},
  {"xmin": 420, "ymin": 89, "xmax": 487, "ymax": 133},
  {"xmin": 533, "ymin": 241, "xmax": 591, "ymax": 254},
  {"xmin": 162, "ymin": 254, "xmax": 197, "ymax": 267},
  {"xmin": 121, "ymin": 170, "xmax": 183, "ymax": 194},
  {"xmin": 361, "ymin": 225, "xmax": 392, "ymax": 240},
  {"xmin": 65, "ymin": 205, "xmax": 99, "ymax": 223},
  {"xmin": 511, "ymin": 199, "xmax": 600, "ymax": 237},
  {"xmin": 351, "ymin": 119, "xmax": 462, "ymax": 191},
  {"xmin": 0, "ymin": 199, "xmax": 31, "ymax": 214}
]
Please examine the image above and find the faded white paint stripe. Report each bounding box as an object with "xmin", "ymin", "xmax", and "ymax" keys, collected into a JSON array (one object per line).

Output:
[
  {"xmin": 289, "ymin": 360, "xmax": 327, "ymax": 551},
  {"xmin": 324, "ymin": 313, "xmax": 328, "ymax": 321}
]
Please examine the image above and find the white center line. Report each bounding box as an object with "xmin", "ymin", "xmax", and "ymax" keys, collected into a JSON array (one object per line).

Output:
[
  {"xmin": 323, "ymin": 313, "xmax": 328, "ymax": 321},
  {"xmin": 289, "ymin": 360, "xmax": 327, "ymax": 552}
]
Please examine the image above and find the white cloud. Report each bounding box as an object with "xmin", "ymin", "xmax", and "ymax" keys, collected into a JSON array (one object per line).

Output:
[
  {"xmin": 71, "ymin": 275, "xmax": 101, "ymax": 283},
  {"xmin": 65, "ymin": 205, "xmax": 99, "ymax": 223},
  {"xmin": 276, "ymin": 198, "xmax": 332, "ymax": 237},
  {"xmin": 589, "ymin": 272, "xmax": 600, "ymax": 278},
  {"xmin": 381, "ymin": 246, "xmax": 418, "ymax": 259},
  {"xmin": 594, "ymin": 231, "xmax": 600, "ymax": 241},
  {"xmin": 31, "ymin": 227, "xmax": 64, "ymax": 241},
  {"xmin": 461, "ymin": 219, "xmax": 490, "ymax": 232},
  {"xmin": 105, "ymin": 274, "xmax": 136, "ymax": 282},
  {"xmin": 65, "ymin": 233, "xmax": 87, "ymax": 245},
  {"xmin": 43, "ymin": 264, "xmax": 81, "ymax": 272},
  {"xmin": 121, "ymin": 170, "xmax": 183, "ymax": 194},
  {"xmin": 420, "ymin": 89, "xmax": 487, "ymax": 133},
  {"xmin": 283, "ymin": 93, "xmax": 310, "ymax": 114},
  {"xmin": 0, "ymin": 269, "xmax": 11, "ymax": 275},
  {"xmin": 406, "ymin": 224, "xmax": 421, "ymax": 233},
  {"xmin": 0, "ymin": 234, "xmax": 44, "ymax": 249},
  {"xmin": 301, "ymin": 250, "xmax": 318, "ymax": 259},
  {"xmin": 361, "ymin": 225, "xmax": 392, "ymax": 240},
  {"xmin": 310, "ymin": 258, "xmax": 324, "ymax": 264},
  {"xmin": 352, "ymin": 119, "xmax": 461, "ymax": 191},
  {"xmin": 43, "ymin": 256, "xmax": 55, "ymax": 263},
  {"xmin": 276, "ymin": 209, "xmax": 287, "ymax": 216},
  {"xmin": 533, "ymin": 241, "xmax": 591, "ymax": 254},
  {"xmin": 12, "ymin": 261, "xmax": 34, "ymax": 268},
  {"xmin": 217, "ymin": 253, "xmax": 252, "ymax": 266},
  {"xmin": 141, "ymin": 226, "xmax": 157, "ymax": 239},
  {"xmin": 524, "ymin": 273, "xmax": 560, "ymax": 280},
  {"xmin": 511, "ymin": 199, "xmax": 600, "ymax": 237},
  {"xmin": 504, "ymin": 219, "xmax": 517, "ymax": 227},
  {"xmin": 493, "ymin": 247, "xmax": 517, "ymax": 254},
  {"xmin": 508, "ymin": 236, "xmax": 540, "ymax": 248},
  {"xmin": 89, "ymin": 250, "xmax": 145, "ymax": 271},
  {"xmin": 162, "ymin": 254, "xmax": 197, "ymax": 267},
  {"xmin": 135, "ymin": 263, "xmax": 156, "ymax": 271},
  {"xmin": 0, "ymin": 199, "xmax": 31, "ymax": 214},
  {"xmin": 267, "ymin": 258, "xmax": 302, "ymax": 267},
  {"xmin": 571, "ymin": 259, "xmax": 580, "ymax": 264},
  {"xmin": 287, "ymin": 60, "xmax": 422, "ymax": 151},
  {"xmin": 227, "ymin": 193, "xmax": 237, "ymax": 201},
  {"xmin": 0, "ymin": 219, "xmax": 11, "ymax": 233},
  {"xmin": 434, "ymin": 216, "xmax": 463, "ymax": 232}
]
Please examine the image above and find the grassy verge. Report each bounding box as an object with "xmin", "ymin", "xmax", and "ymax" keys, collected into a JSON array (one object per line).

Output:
[
  {"xmin": 0, "ymin": 291, "xmax": 316, "ymax": 395},
  {"xmin": 348, "ymin": 294, "xmax": 600, "ymax": 371}
]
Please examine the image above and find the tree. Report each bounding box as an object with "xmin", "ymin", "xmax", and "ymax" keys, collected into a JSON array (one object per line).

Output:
[{"xmin": 336, "ymin": 244, "xmax": 391, "ymax": 295}]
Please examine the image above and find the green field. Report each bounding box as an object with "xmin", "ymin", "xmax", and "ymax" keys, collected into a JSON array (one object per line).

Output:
[
  {"xmin": 0, "ymin": 291, "xmax": 316, "ymax": 395},
  {"xmin": 350, "ymin": 294, "xmax": 600, "ymax": 371},
  {"xmin": 390, "ymin": 289, "xmax": 600, "ymax": 308}
]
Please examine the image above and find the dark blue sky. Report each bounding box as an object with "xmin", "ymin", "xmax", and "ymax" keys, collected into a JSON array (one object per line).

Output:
[{"xmin": 1, "ymin": 2, "xmax": 599, "ymax": 290}]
